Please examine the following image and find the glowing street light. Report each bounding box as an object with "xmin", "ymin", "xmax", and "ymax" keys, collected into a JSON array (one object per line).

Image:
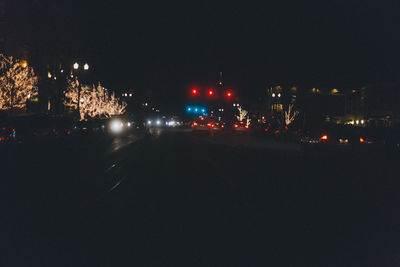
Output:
[
  {"xmin": 20, "ymin": 60, "xmax": 28, "ymax": 68},
  {"xmin": 72, "ymin": 61, "xmax": 90, "ymax": 117}
]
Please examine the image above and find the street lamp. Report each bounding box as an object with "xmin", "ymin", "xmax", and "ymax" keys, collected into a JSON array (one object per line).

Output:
[
  {"xmin": 20, "ymin": 60, "xmax": 28, "ymax": 68},
  {"xmin": 73, "ymin": 62, "xmax": 89, "ymax": 118}
]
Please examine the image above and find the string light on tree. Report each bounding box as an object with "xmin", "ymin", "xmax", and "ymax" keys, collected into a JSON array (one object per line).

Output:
[
  {"xmin": 64, "ymin": 80, "xmax": 127, "ymax": 120},
  {"xmin": 0, "ymin": 54, "xmax": 38, "ymax": 111}
]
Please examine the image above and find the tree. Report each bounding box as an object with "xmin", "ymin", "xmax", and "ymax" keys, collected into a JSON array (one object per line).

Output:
[
  {"xmin": 64, "ymin": 79, "xmax": 127, "ymax": 120},
  {"xmin": 284, "ymin": 104, "xmax": 299, "ymax": 126},
  {"xmin": 236, "ymin": 106, "xmax": 248, "ymax": 122},
  {"xmin": 0, "ymin": 54, "xmax": 38, "ymax": 111},
  {"xmin": 246, "ymin": 116, "xmax": 251, "ymax": 126}
]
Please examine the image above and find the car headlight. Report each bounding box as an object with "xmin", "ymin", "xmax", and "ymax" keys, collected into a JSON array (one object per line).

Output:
[{"xmin": 110, "ymin": 120, "xmax": 123, "ymax": 133}]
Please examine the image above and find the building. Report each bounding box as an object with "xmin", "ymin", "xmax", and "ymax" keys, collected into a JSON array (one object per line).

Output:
[
  {"xmin": 266, "ymin": 84, "xmax": 298, "ymax": 120},
  {"xmin": 342, "ymin": 83, "xmax": 400, "ymax": 127},
  {"xmin": 297, "ymin": 88, "xmax": 345, "ymax": 128}
]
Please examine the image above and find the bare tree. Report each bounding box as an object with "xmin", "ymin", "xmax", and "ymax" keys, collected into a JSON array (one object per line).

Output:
[
  {"xmin": 284, "ymin": 104, "xmax": 299, "ymax": 126},
  {"xmin": 246, "ymin": 116, "xmax": 251, "ymax": 126},
  {"xmin": 0, "ymin": 54, "xmax": 38, "ymax": 111},
  {"xmin": 236, "ymin": 106, "xmax": 248, "ymax": 122}
]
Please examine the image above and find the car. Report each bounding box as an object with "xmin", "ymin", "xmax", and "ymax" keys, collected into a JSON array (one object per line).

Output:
[
  {"xmin": 3, "ymin": 115, "xmax": 74, "ymax": 143},
  {"xmin": 299, "ymin": 124, "xmax": 381, "ymax": 154},
  {"xmin": 146, "ymin": 118, "xmax": 164, "ymax": 128},
  {"xmin": 192, "ymin": 117, "xmax": 223, "ymax": 132},
  {"xmin": 232, "ymin": 121, "xmax": 250, "ymax": 132},
  {"xmin": 0, "ymin": 123, "xmax": 14, "ymax": 144}
]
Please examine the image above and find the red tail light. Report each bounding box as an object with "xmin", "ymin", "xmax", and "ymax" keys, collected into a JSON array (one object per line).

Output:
[
  {"xmin": 211, "ymin": 124, "xmax": 215, "ymax": 128},
  {"xmin": 207, "ymin": 123, "xmax": 212, "ymax": 127},
  {"xmin": 245, "ymin": 125, "xmax": 249, "ymax": 129},
  {"xmin": 221, "ymin": 125, "xmax": 224, "ymax": 128},
  {"xmin": 234, "ymin": 124, "xmax": 238, "ymax": 128},
  {"xmin": 321, "ymin": 135, "xmax": 328, "ymax": 140},
  {"xmin": 275, "ymin": 130, "xmax": 280, "ymax": 134},
  {"xmin": 193, "ymin": 122, "xmax": 198, "ymax": 126},
  {"xmin": 265, "ymin": 128, "xmax": 269, "ymax": 132}
]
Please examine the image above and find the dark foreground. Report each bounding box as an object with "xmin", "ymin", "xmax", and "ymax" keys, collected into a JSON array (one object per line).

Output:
[{"xmin": 1, "ymin": 129, "xmax": 399, "ymax": 267}]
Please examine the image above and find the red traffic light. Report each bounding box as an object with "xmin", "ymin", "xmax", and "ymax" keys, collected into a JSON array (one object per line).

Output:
[
  {"xmin": 208, "ymin": 90, "xmax": 214, "ymax": 96},
  {"xmin": 226, "ymin": 91, "xmax": 232, "ymax": 97},
  {"xmin": 191, "ymin": 88, "xmax": 198, "ymax": 95}
]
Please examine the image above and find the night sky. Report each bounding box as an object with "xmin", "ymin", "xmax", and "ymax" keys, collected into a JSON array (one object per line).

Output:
[{"xmin": 13, "ymin": 0, "xmax": 400, "ymax": 111}]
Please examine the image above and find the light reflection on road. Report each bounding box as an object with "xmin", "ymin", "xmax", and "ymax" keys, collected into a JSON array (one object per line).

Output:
[{"xmin": 110, "ymin": 133, "xmax": 145, "ymax": 152}]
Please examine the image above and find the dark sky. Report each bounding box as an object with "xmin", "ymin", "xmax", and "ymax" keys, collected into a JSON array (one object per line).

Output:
[{"xmin": 14, "ymin": 0, "xmax": 400, "ymax": 110}]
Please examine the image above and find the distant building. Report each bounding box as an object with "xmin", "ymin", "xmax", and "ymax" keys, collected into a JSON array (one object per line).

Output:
[
  {"xmin": 266, "ymin": 84, "xmax": 298, "ymax": 120},
  {"xmin": 342, "ymin": 83, "xmax": 400, "ymax": 127},
  {"xmin": 298, "ymin": 88, "xmax": 345, "ymax": 128}
]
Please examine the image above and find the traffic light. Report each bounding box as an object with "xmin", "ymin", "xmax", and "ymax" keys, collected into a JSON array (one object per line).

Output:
[
  {"xmin": 226, "ymin": 91, "xmax": 232, "ymax": 98},
  {"xmin": 208, "ymin": 90, "xmax": 214, "ymax": 96},
  {"xmin": 191, "ymin": 88, "xmax": 198, "ymax": 95}
]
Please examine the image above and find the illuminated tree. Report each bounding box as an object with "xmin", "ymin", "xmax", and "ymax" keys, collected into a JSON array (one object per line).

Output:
[
  {"xmin": 246, "ymin": 116, "xmax": 251, "ymax": 126},
  {"xmin": 284, "ymin": 104, "xmax": 299, "ymax": 126},
  {"xmin": 64, "ymin": 80, "xmax": 126, "ymax": 120},
  {"xmin": 236, "ymin": 106, "xmax": 248, "ymax": 122},
  {"xmin": 0, "ymin": 54, "xmax": 38, "ymax": 111}
]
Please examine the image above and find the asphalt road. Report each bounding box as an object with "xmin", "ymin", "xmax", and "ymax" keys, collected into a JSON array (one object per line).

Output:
[{"xmin": 1, "ymin": 129, "xmax": 399, "ymax": 267}]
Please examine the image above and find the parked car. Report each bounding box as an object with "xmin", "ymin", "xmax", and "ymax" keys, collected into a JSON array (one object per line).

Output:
[
  {"xmin": 299, "ymin": 124, "xmax": 382, "ymax": 154},
  {"xmin": 4, "ymin": 115, "xmax": 74, "ymax": 143}
]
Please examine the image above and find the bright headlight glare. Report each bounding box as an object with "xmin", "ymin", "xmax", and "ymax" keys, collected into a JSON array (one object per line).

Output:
[{"xmin": 110, "ymin": 120, "xmax": 123, "ymax": 132}]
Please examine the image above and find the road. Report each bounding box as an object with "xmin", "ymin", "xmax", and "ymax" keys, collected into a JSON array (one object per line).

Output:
[{"xmin": 1, "ymin": 129, "xmax": 399, "ymax": 267}]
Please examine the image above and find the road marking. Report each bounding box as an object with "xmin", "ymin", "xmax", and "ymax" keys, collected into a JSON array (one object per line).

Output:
[{"xmin": 108, "ymin": 175, "xmax": 126, "ymax": 192}]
